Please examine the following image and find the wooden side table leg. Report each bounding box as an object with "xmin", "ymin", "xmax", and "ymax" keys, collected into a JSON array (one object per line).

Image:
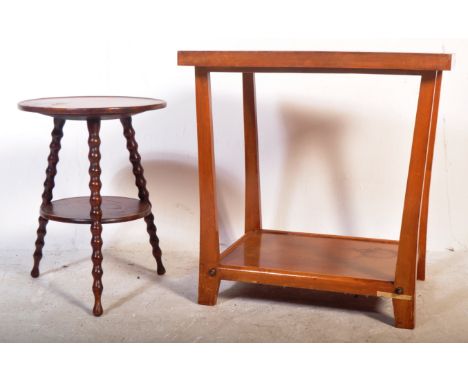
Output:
[
  {"xmin": 394, "ymin": 72, "xmax": 438, "ymax": 329},
  {"xmin": 417, "ymin": 71, "xmax": 442, "ymax": 281},
  {"xmin": 393, "ymin": 299, "xmax": 416, "ymax": 329},
  {"xmin": 87, "ymin": 118, "xmax": 104, "ymax": 317},
  {"xmin": 121, "ymin": 116, "xmax": 165, "ymax": 275},
  {"xmin": 243, "ymin": 73, "xmax": 262, "ymax": 234},
  {"xmin": 195, "ymin": 68, "xmax": 221, "ymax": 305},
  {"xmin": 31, "ymin": 118, "xmax": 65, "ymax": 278}
]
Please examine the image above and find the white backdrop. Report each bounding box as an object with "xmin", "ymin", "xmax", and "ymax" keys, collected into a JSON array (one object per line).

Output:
[{"xmin": 1, "ymin": 0, "xmax": 468, "ymax": 256}]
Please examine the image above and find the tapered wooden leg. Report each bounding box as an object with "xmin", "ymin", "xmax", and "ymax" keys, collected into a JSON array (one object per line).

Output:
[
  {"xmin": 31, "ymin": 118, "xmax": 65, "ymax": 278},
  {"xmin": 417, "ymin": 71, "xmax": 442, "ymax": 281},
  {"xmin": 121, "ymin": 116, "xmax": 165, "ymax": 275},
  {"xmin": 88, "ymin": 118, "xmax": 104, "ymax": 317},
  {"xmin": 243, "ymin": 73, "xmax": 262, "ymax": 234},
  {"xmin": 199, "ymin": 272, "xmax": 221, "ymax": 306},
  {"xmin": 394, "ymin": 72, "xmax": 438, "ymax": 329},
  {"xmin": 195, "ymin": 68, "xmax": 221, "ymax": 305},
  {"xmin": 393, "ymin": 299, "xmax": 415, "ymax": 329}
]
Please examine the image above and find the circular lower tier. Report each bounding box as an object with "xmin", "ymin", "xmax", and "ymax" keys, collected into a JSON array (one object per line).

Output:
[{"xmin": 40, "ymin": 196, "xmax": 151, "ymax": 224}]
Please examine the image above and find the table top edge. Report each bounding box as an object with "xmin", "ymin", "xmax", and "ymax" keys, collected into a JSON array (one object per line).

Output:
[
  {"xmin": 177, "ymin": 51, "xmax": 452, "ymax": 71},
  {"xmin": 17, "ymin": 96, "xmax": 167, "ymax": 118}
]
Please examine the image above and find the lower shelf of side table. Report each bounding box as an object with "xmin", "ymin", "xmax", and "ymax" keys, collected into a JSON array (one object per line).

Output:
[
  {"xmin": 218, "ymin": 229, "xmax": 399, "ymax": 296},
  {"xmin": 40, "ymin": 196, "xmax": 151, "ymax": 224}
]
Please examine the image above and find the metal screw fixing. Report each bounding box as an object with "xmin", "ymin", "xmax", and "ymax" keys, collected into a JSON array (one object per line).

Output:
[{"xmin": 395, "ymin": 287, "xmax": 404, "ymax": 295}]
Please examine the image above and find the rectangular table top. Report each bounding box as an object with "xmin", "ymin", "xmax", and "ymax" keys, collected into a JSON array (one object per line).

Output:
[{"xmin": 178, "ymin": 51, "xmax": 451, "ymax": 73}]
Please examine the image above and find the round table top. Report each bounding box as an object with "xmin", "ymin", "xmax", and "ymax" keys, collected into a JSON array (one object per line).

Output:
[{"xmin": 18, "ymin": 96, "xmax": 166, "ymax": 120}]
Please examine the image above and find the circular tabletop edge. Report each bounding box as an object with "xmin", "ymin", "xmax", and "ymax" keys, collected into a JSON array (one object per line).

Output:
[{"xmin": 17, "ymin": 96, "xmax": 167, "ymax": 118}]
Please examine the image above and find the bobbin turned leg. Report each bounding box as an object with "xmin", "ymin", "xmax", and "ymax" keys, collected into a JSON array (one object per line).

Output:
[
  {"xmin": 144, "ymin": 213, "xmax": 165, "ymax": 275},
  {"xmin": 121, "ymin": 116, "xmax": 165, "ymax": 275},
  {"xmin": 87, "ymin": 118, "xmax": 104, "ymax": 317},
  {"xmin": 31, "ymin": 118, "xmax": 65, "ymax": 278}
]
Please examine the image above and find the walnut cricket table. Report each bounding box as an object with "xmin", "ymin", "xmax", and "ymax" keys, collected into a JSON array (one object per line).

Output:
[
  {"xmin": 18, "ymin": 96, "xmax": 167, "ymax": 317},
  {"xmin": 178, "ymin": 51, "xmax": 451, "ymax": 329}
]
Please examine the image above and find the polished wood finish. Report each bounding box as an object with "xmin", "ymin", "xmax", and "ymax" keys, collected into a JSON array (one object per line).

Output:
[
  {"xmin": 219, "ymin": 231, "xmax": 396, "ymax": 296},
  {"xmin": 393, "ymin": 72, "xmax": 438, "ymax": 329},
  {"xmin": 121, "ymin": 116, "xmax": 165, "ymax": 275},
  {"xmin": 20, "ymin": 96, "xmax": 167, "ymax": 317},
  {"xmin": 220, "ymin": 230, "xmax": 397, "ymax": 281},
  {"xmin": 243, "ymin": 73, "xmax": 262, "ymax": 233},
  {"xmin": 394, "ymin": 72, "xmax": 439, "ymax": 328},
  {"xmin": 40, "ymin": 196, "xmax": 151, "ymax": 224},
  {"xmin": 417, "ymin": 71, "xmax": 443, "ymax": 282},
  {"xmin": 181, "ymin": 50, "xmax": 451, "ymax": 329},
  {"xmin": 31, "ymin": 117, "xmax": 65, "ymax": 278},
  {"xmin": 195, "ymin": 68, "xmax": 221, "ymax": 305},
  {"xmin": 87, "ymin": 119, "xmax": 104, "ymax": 317},
  {"xmin": 18, "ymin": 96, "xmax": 166, "ymax": 120},
  {"xmin": 178, "ymin": 51, "xmax": 451, "ymax": 73}
]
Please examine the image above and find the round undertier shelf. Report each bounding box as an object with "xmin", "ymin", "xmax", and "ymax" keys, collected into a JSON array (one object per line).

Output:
[{"xmin": 40, "ymin": 196, "xmax": 151, "ymax": 224}]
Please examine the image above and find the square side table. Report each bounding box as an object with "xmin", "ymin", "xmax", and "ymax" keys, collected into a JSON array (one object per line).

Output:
[{"xmin": 178, "ymin": 51, "xmax": 451, "ymax": 329}]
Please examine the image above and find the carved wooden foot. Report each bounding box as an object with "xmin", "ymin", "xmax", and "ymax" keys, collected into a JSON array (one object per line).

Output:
[
  {"xmin": 88, "ymin": 118, "xmax": 104, "ymax": 317},
  {"xmin": 31, "ymin": 118, "xmax": 65, "ymax": 278},
  {"xmin": 121, "ymin": 116, "xmax": 165, "ymax": 275}
]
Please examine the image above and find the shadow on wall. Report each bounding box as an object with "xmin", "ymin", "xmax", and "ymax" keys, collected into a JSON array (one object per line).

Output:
[
  {"xmin": 106, "ymin": 99, "xmax": 356, "ymax": 253},
  {"xmin": 109, "ymin": 153, "xmax": 243, "ymax": 252},
  {"xmin": 100, "ymin": 88, "xmax": 356, "ymax": 255},
  {"xmin": 274, "ymin": 102, "xmax": 354, "ymax": 234},
  {"xmin": 76, "ymin": 96, "xmax": 360, "ymax": 311}
]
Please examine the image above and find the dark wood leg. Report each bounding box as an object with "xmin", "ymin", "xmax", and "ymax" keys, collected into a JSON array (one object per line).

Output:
[
  {"xmin": 121, "ymin": 116, "xmax": 165, "ymax": 275},
  {"xmin": 88, "ymin": 118, "xmax": 104, "ymax": 317},
  {"xmin": 31, "ymin": 118, "xmax": 65, "ymax": 278},
  {"xmin": 195, "ymin": 68, "xmax": 221, "ymax": 305},
  {"xmin": 144, "ymin": 213, "xmax": 165, "ymax": 274}
]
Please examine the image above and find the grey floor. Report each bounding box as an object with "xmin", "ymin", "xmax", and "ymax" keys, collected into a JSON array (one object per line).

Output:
[{"xmin": 0, "ymin": 246, "xmax": 467, "ymax": 342}]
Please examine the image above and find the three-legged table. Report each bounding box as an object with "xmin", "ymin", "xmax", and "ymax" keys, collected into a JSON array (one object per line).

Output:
[{"xmin": 18, "ymin": 96, "xmax": 166, "ymax": 316}]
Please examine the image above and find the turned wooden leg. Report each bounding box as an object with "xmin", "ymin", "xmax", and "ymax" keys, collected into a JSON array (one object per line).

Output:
[
  {"xmin": 144, "ymin": 213, "xmax": 165, "ymax": 274},
  {"xmin": 31, "ymin": 118, "xmax": 65, "ymax": 278},
  {"xmin": 393, "ymin": 299, "xmax": 415, "ymax": 329},
  {"xmin": 88, "ymin": 118, "xmax": 104, "ymax": 317},
  {"xmin": 121, "ymin": 116, "xmax": 165, "ymax": 275}
]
